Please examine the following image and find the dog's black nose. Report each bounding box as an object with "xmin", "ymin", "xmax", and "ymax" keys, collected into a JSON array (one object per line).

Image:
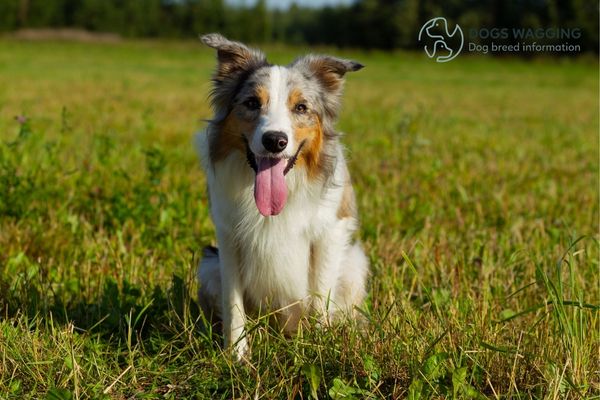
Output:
[{"xmin": 262, "ymin": 131, "xmax": 288, "ymax": 153}]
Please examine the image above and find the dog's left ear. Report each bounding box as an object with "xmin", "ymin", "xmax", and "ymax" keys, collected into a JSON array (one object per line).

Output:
[{"xmin": 292, "ymin": 55, "xmax": 363, "ymax": 93}]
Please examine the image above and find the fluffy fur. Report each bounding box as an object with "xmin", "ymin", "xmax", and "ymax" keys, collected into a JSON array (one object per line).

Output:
[{"xmin": 196, "ymin": 33, "xmax": 369, "ymax": 360}]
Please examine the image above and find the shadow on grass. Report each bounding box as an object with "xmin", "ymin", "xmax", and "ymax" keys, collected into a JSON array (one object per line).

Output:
[
  {"xmin": 0, "ymin": 116, "xmax": 221, "ymax": 354},
  {"xmin": 0, "ymin": 273, "xmax": 221, "ymax": 352}
]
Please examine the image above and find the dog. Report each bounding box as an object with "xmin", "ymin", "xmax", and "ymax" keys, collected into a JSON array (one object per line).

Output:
[{"xmin": 196, "ymin": 33, "xmax": 369, "ymax": 360}]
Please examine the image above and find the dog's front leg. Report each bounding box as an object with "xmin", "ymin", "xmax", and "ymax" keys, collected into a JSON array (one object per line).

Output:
[{"xmin": 218, "ymin": 238, "xmax": 248, "ymax": 360}]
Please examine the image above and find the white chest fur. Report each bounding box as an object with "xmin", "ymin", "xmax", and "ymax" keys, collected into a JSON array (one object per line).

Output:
[{"xmin": 205, "ymin": 151, "xmax": 341, "ymax": 307}]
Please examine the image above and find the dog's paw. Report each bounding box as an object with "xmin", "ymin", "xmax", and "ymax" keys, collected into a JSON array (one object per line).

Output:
[{"xmin": 231, "ymin": 336, "xmax": 249, "ymax": 363}]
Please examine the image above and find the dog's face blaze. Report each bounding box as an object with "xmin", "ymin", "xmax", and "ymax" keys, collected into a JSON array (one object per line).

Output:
[
  {"xmin": 202, "ymin": 34, "xmax": 363, "ymax": 216},
  {"xmin": 215, "ymin": 67, "xmax": 324, "ymax": 178}
]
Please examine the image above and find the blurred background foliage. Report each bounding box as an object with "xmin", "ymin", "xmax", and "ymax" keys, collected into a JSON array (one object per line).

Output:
[{"xmin": 0, "ymin": 0, "xmax": 597, "ymax": 52}]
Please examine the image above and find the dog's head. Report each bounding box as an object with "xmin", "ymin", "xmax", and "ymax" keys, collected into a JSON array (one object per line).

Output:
[{"xmin": 201, "ymin": 33, "xmax": 362, "ymax": 216}]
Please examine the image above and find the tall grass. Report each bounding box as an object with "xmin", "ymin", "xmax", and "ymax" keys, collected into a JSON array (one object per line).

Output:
[{"xmin": 0, "ymin": 39, "xmax": 598, "ymax": 398}]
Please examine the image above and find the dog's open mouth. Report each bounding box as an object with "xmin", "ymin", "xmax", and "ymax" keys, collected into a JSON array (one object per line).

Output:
[{"xmin": 244, "ymin": 138, "xmax": 305, "ymax": 217}]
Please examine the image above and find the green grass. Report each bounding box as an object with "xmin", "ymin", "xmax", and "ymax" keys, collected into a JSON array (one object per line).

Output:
[{"xmin": 0, "ymin": 39, "xmax": 598, "ymax": 399}]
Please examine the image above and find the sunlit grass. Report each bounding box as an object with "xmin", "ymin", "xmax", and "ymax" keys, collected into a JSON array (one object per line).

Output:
[{"xmin": 0, "ymin": 39, "xmax": 598, "ymax": 398}]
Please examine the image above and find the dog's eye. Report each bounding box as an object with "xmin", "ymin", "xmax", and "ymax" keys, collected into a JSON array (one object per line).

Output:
[
  {"xmin": 295, "ymin": 103, "xmax": 308, "ymax": 113},
  {"xmin": 243, "ymin": 97, "xmax": 261, "ymax": 110}
]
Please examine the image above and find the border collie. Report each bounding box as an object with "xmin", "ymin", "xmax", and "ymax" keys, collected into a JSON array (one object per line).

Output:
[{"xmin": 196, "ymin": 34, "xmax": 369, "ymax": 360}]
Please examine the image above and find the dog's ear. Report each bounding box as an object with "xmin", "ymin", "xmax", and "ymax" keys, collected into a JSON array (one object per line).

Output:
[
  {"xmin": 201, "ymin": 33, "xmax": 268, "ymax": 113},
  {"xmin": 201, "ymin": 33, "xmax": 267, "ymax": 85},
  {"xmin": 291, "ymin": 55, "xmax": 363, "ymax": 93},
  {"xmin": 291, "ymin": 55, "xmax": 363, "ymax": 119}
]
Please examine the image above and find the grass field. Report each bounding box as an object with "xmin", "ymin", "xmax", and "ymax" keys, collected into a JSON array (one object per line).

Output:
[{"xmin": 0, "ymin": 38, "xmax": 598, "ymax": 399}]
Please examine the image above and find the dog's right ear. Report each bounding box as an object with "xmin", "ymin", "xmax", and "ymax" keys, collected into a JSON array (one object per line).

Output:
[{"xmin": 201, "ymin": 33, "xmax": 267, "ymax": 87}]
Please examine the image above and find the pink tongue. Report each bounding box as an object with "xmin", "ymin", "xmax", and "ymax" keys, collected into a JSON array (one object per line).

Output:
[{"xmin": 254, "ymin": 157, "xmax": 288, "ymax": 216}]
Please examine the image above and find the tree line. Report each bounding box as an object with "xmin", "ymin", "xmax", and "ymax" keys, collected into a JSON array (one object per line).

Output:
[{"xmin": 0, "ymin": 0, "xmax": 597, "ymax": 52}]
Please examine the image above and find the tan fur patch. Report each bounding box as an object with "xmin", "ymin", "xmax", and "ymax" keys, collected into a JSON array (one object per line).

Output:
[
  {"xmin": 293, "ymin": 118, "xmax": 323, "ymax": 179},
  {"xmin": 210, "ymin": 84, "xmax": 269, "ymax": 163},
  {"xmin": 210, "ymin": 109, "xmax": 255, "ymax": 162},
  {"xmin": 286, "ymin": 88, "xmax": 304, "ymax": 109},
  {"xmin": 337, "ymin": 182, "xmax": 356, "ymax": 219},
  {"xmin": 288, "ymin": 87, "xmax": 324, "ymax": 179},
  {"xmin": 256, "ymin": 85, "xmax": 269, "ymax": 107}
]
